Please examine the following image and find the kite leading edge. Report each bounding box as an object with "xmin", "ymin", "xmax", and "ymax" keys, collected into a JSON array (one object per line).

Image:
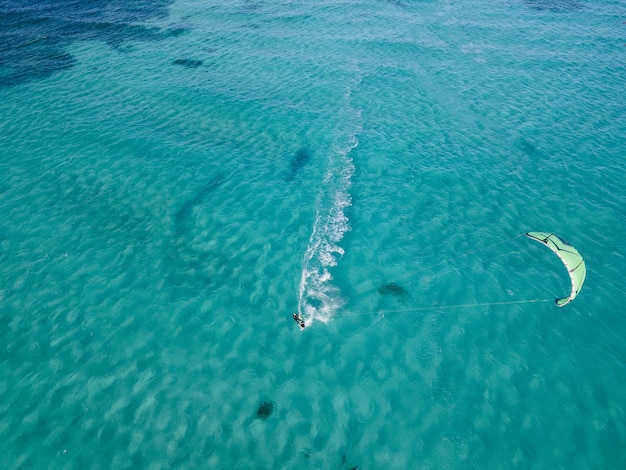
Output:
[{"xmin": 526, "ymin": 231, "xmax": 586, "ymax": 307}]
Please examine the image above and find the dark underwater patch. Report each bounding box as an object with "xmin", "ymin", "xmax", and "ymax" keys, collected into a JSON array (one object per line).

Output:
[
  {"xmin": 517, "ymin": 137, "xmax": 537, "ymax": 156},
  {"xmin": 378, "ymin": 282, "xmax": 408, "ymax": 297},
  {"xmin": 256, "ymin": 400, "xmax": 276, "ymax": 420},
  {"xmin": 165, "ymin": 174, "xmax": 228, "ymax": 292},
  {"xmin": 284, "ymin": 147, "xmax": 312, "ymax": 181},
  {"xmin": 242, "ymin": 0, "xmax": 263, "ymax": 12},
  {"xmin": 166, "ymin": 27, "xmax": 189, "ymax": 38},
  {"xmin": 172, "ymin": 59, "xmax": 203, "ymax": 68},
  {"xmin": 174, "ymin": 175, "xmax": 225, "ymax": 234},
  {"xmin": 381, "ymin": 0, "xmax": 437, "ymax": 7},
  {"xmin": 341, "ymin": 452, "xmax": 359, "ymax": 469},
  {"xmin": 523, "ymin": 0, "xmax": 582, "ymax": 11},
  {"xmin": 0, "ymin": 0, "xmax": 176, "ymax": 87}
]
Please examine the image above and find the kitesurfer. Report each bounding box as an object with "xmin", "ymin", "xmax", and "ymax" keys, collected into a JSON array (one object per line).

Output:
[{"xmin": 292, "ymin": 312, "xmax": 305, "ymax": 329}]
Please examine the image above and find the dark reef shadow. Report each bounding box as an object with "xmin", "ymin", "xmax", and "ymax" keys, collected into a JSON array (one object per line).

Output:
[
  {"xmin": 167, "ymin": 27, "xmax": 190, "ymax": 38},
  {"xmin": 165, "ymin": 174, "xmax": 228, "ymax": 293},
  {"xmin": 522, "ymin": 0, "xmax": 582, "ymax": 11},
  {"xmin": 173, "ymin": 175, "xmax": 225, "ymax": 235},
  {"xmin": 0, "ymin": 0, "xmax": 180, "ymax": 87},
  {"xmin": 284, "ymin": 147, "xmax": 313, "ymax": 182},
  {"xmin": 341, "ymin": 452, "xmax": 359, "ymax": 469},
  {"xmin": 172, "ymin": 59, "xmax": 203, "ymax": 68},
  {"xmin": 516, "ymin": 137, "xmax": 538, "ymax": 156},
  {"xmin": 378, "ymin": 282, "xmax": 409, "ymax": 297},
  {"xmin": 255, "ymin": 400, "xmax": 276, "ymax": 420}
]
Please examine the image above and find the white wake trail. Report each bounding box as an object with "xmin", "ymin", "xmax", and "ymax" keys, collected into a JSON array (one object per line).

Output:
[{"xmin": 298, "ymin": 88, "xmax": 361, "ymax": 326}]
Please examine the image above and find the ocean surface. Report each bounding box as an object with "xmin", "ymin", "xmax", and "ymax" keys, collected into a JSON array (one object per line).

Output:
[{"xmin": 1, "ymin": 0, "xmax": 625, "ymax": 468}]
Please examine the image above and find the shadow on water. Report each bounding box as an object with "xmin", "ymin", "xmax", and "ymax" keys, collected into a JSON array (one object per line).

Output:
[
  {"xmin": 172, "ymin": 59, "xmax": 203, "ymax": 68},
  {"xmin": 522, "ymin": 0, "xmax": 583, "ymax": 11},
  {"xmin": 379, "ymin": 0, "xmax": 439, "ymax": 7},
  {"xmin": 517, "ymin": 137, "xmax": 538, "ymax": 156},
  {"xmin": 0, "ymin": 0, "xmax": 183, "ymax": 87},
  {"xmin": 378, "ymin": 282, "xmax": 409, "ymax": 298},
  {"xmin": 165, "ymin": 175, "xmax": 229, "ymax": 295},
  {"xmin": 173, "ymin": 175, "xmax": 225, "ymax": 234},
  {"xmin": 341, "ymin": 452, "xmax": 359, "ymax": 470},
  {"xmin": 255, "ymin": 400, "xmax": 276, "ymax": 421},
  {"xmin": 284, "ymin": 147, "xmax": 313, "ymax": 182}
]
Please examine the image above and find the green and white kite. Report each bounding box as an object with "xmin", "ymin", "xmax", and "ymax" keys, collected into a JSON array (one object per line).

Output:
[{"xmin": 526, "ymin": 232, "xmax": 586, "ymax": 307}]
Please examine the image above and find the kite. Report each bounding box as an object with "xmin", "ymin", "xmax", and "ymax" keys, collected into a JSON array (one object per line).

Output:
[{"xmin": 526, "ymin": 232, "xmax": 586, "ymax": 307}]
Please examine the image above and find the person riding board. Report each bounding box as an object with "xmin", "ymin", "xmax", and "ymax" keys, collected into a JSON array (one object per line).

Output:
[{"xmin": 292, "ymin": 312, "xmax": 305, "ymax": 329}]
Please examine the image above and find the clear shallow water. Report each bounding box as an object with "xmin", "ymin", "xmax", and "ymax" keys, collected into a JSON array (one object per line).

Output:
[{"xmin": 1, "ymin": 0, "xmax": 625, "ymax": 468}]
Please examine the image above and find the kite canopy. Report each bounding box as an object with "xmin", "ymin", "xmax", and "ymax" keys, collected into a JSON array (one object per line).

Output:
[{"xmin": 526, "ymin": 232, "xmax": 586, "ymax": 307}]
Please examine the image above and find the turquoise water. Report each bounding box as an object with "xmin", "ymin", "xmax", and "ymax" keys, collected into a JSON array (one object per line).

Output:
[{"xmin": 1, "ymin": 0, "xmax": 626, "ymax": 468}]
